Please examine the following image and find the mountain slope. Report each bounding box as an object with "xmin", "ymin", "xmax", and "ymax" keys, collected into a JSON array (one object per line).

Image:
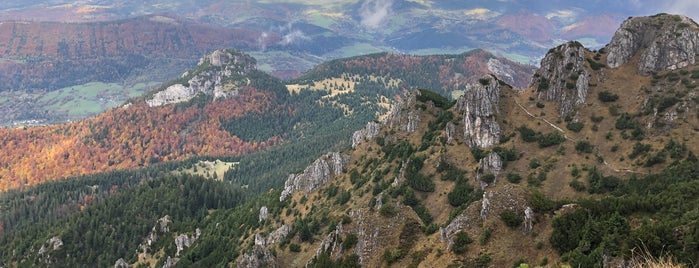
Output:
[
  {"xmin": 224, "ymin": 14, "xmax": 699, "ymax": 268},
  {"xmin": 0, "ymin": 13, "xmax": 697, "ymax": 268}
]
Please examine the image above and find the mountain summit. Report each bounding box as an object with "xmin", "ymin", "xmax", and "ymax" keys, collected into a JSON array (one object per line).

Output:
[{"xmin": 606, "ymin": 14, "xmax": 699, "ymax": 74}]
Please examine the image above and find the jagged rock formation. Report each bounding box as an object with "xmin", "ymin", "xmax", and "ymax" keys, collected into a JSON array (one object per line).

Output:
[
  {"xmin": 529, "ymin": 41, "xmax": 591, "ymax": 117},
  {"xmin": 162, "ymin": 256, "xmax": 180, "ymax": 268},
  {"xmin": 38, "ymin": 236, "xmax": 63, "ymax": 256},
  {"xmin": 266, "ymin": 225, "xmax": 291, "ymax": 245},
  {"xmin": 385, "ymin": 94, "xmax": 419, "ymax": 133},
  {"xmin": 146, "ymin": 49, "xmax": 256, "ymax": 107},
  {"xmin": 523, "ymin": 206, "xmax": 534, "ymax": 234},
  {"xmin": 279, "ymin": 152, "xmax": 350, "ymax": 201},
  {"xmin": 175, "ymin": 229, "xmax": 201, "ymax": 257},
  {"xmin": 114, "ymin": 258, "xmax": 129, "ymax": 268},
  {"xmin": 478, "ymin": 152, "xmax": 503, "ymax": 188},
  {"xmin": 455, "ymin": 75, "xmax": 502, "ymax": 148},
  {"xmin": 138, "ymin": 215, "xmax": 171, "ymax": 257},
  {"xmin": 258, "ymin": 206, "xmax": 269, "ymax": 223},
  {"xmin": 351, "ymin": 121, "xmax": 382, "ymax": 148},
  {"xmin": 606, "ymin": 14, "xmax": 699, "ymax": 75},
  {"xmin": 440, "ymin": 213, "xmax": 472, "ymax": 249}
]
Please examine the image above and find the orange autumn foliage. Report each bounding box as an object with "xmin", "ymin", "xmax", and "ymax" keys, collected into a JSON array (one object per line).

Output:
[{"xmin": 0, "ymin": 87, "xmax": 279, "ymax": 191}]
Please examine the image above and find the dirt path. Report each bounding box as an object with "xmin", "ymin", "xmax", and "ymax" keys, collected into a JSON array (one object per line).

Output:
[{"xmin": 512, "ymin": 95, "xmax": 644, "ymax": 174}]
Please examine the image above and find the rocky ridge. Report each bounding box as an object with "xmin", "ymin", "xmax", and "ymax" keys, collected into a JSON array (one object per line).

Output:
[
  {"xmin": 146, "ymin": 49, "xmax": 256, "ymax": 107},
  {"xmin": 606, "ymin": 14, "xmax": 699, "ymax": 75},
  {"xmin": 529, "ymin": 41, "xmax": 591, "ymax": 117},
  {"xmin": 279, "ymin": 152, "xmax": 351, "ymax": 202}
]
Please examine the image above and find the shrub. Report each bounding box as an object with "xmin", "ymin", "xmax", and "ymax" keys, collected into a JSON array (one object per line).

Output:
[
  {"xmin": 480, "ymin": 173, "xmax": 496, "ymax": 184},
  {"xmin": 628, "ymin": 143, "xmax": 651, "ymax": 159},
  {"xmin": 448, "ymin": 178, "xmax": 475, "ymax": 207},
  {"xmin": 342, "ymin": 233, "xmax": 358, "ymax": 249},
  {"xmin": 506, "ymin": 173, "xmax": 522, "ymax": 184},
  {"xmin": 566, "ymin": 121, "xmax": 584, "ymax": 132},
  {"xmin": 575, "ymin": 141, "xmax": 594, "ymax": 153},
  {"xmin": 598, "ymin": 90, "xmax": 619, "ymax": 102},
  {"xmin": 517, "ymin": 126, "xmax": 539, "ymax": 142},
  {"xmin": 615, "ymin": 113, "xmax": 639, "ymax": 130},
  {"xmin": 569, "ymin": 179, "xmax": 586, "ymax": 192},
  {"xmin": 452, "ymin": 232, "xmax": 473, "ymax": 254},
  {"xmin": 538, "ymin": 132, "xmax": 565, "ymax": 147},
  {"xmin": 289, "ymin": 243, "xmax": 301, "ymax": 252},
  {"xmin": 500, "ymin": 209, "xmax": 523, "ymax": 228},
  {"xmin": 379, "ymin": 203, "xmax": 398, "ymax": 217}
]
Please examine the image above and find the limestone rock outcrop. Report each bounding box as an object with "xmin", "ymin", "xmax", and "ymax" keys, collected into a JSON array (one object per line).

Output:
[
  {"xmin": 440, "ymin": 213, "xmax": 471, "ymax": 249},
  {"xmin": 385, "ymin": 93, "xmax": 419, "ymax": 133},
  {"xmin": 280, "ymin": 152, "xmax": 350, "ymax": 201},
  {"xmin": 529, "ymin": 41, "xmax": 590, "ymax": 117},
  {"xmin": 606, "ymin": 14, "xmax": 699, "ymax": 75},
  {"xmin": 146, "ymin": 49, "xmax": 255, "ymax": 107},
  {"xmin": 455, "ymin": 75, "xmax": 502, "ymax": 148},
  {"xmin": 351, "ymin": 121, "xmax": 382, "ymax": 148},
  {"xmin": 478, "ymin": 152, "xmax": 503, "ymax": 188},
  {"xmin": 258, "ymin": 206, "xmax": 269, "ymax": 223},
  {"xmin": 174, "ymin": 228, "xmax": 200, "ymax": 256}
]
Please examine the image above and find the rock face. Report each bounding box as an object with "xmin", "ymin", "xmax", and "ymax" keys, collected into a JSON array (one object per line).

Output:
[
  {"xmin": 523, "ymin": 206, "xmax": 534, "ymax": 234},
  {"xmin": 606, "ymin": 14, "xmax": 699, "ymax": 75},
  {"xmin": 385, "ymin": 93, "xmax": 419, "ymax": 133},
  {"xmin": 487, "ymin": 58, "xmax": 517, "ymax": 88},
  {"xmin": 530, "ymin": 41, "xmax": 590, "ymax": 117},
  {"xmin": 146, "ymin": 49, "xmax": 256, "ymax": 107},
  {"xmin": 478, "ymin": 152, "xmax": 503, "ymax": 189},
  {"xmin": 440, "ymin": 213, "xmax": 471, "ymax": 249},
  {"xmin": 279, "ymin": 152, "xmax": 350, "ymax": 201},
  {"xmin": 258, "ymin": 206, "xmax": 269, "ymax": 223},
  {"xmin": 455, "ymin": 75, "xmax": 502, "ymax": 148},
  {"xmin": 114, "ymin": 258, "xmax": 129, "ymax": 268},
  {"xmin": 351, "ymin": 121, "xmax": 382, "ymax": 148},
  {"xmin": 139, "ymin": 215, "xmax": 171, "ymax": 256},
  {"xmin": 174, "ymin": 229, "xmax": 200, "ymax": 256}
]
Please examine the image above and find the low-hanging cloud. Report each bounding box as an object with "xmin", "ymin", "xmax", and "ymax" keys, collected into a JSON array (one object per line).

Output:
[
  {"xmin": 359, "ymin": 0, "xmax": 393, "ymax": 29},
  {"xmin": 280, "ymin": 29, "xmax": 311, "ymax": 45}
]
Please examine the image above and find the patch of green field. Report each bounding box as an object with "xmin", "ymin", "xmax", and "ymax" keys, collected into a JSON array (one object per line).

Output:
[
  {"xmin": 488, "ymin": 50, "xmax": 531, "ymax": 64},
  {"xmin": 174, "ymin": 160, "xmax": 239, "ymax": 181},
  {"xmin": 409, "ymin": 47, "xmax": 473, "ymax": 56},
  {"xmin": 37, "ymin": 81, "xmax": 160, "ymax": 119},
  {"xmin": 330, "ymin": 43, "xmax": 390, "ymax": 58},
  {"xmin": 305, "ymin": 12, "xmax": 336, "ymax": 29}
]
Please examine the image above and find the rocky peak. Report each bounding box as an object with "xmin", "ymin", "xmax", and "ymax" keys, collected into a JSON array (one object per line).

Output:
[
  {"xmin": 529, "ymin": 41, "xmax": 590, "ymax": 117},
  {"xmin": 146, "ymin": 49, "xmax": 256, "ymax": 107},
  {"xmin": 455, "ymin": 75, "xmax": 502, "ymax": 148},
  {"xmin": 606, "ymin": 14, "xmax": 699, "ymax": 75}
]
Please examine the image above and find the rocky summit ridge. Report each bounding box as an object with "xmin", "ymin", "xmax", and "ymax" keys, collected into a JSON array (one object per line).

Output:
[
  {"xmin": 606, "ymin": 14, "xmax": 699, "ymax": 75},
  {"xmin": 146, "ymin": 49, "xmax": 256, "ymax": 107}
]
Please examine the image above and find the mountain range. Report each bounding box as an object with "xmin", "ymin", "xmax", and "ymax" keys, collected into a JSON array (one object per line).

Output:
[
  {"xmin": 0, "ymin": 12, "xmax": 697, "ymax": 268},
  {"xmin": 1, "ymin": 0, "xmax": 697, "ymax": 125}
]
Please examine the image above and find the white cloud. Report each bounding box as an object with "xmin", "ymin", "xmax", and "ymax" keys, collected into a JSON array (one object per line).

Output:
[
  {"xmin": 359, "ymin": 0, "xmax": 393, "ymax": 29},
  {"xmin": 280, "ymin": 29, "xmax": 311, "ymax": 45}
]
